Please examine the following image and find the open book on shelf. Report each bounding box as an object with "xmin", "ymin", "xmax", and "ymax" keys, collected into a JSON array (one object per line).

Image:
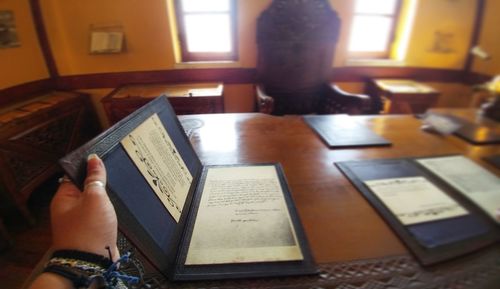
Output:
[{"xmin": 59, "ymin": 96, "xmax": 316, "ymax": 281}]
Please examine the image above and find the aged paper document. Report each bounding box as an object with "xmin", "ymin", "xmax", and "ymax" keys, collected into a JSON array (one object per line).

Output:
[
  {"xmin": 121, "ymin": 114, "xmax": 193, "ymax": 222},
  {"xmin": 365, "ymin": 177, "xmax": 468, "ymax": 225},
  {"xmin": 417, "ymin": 156, "xmax": 500, "ymax": 223},
  {"xmin": 185, "ymin": 165, "xmax": 303, "ymax": 265}
]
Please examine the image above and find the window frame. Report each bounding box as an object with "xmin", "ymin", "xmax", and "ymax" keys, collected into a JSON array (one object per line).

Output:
[
  {"xmin": 348, "ymin": 0, "xmax": 403, "ymax": 59},
  {"xmin": 174, "ymin": 0, "xmax": 238, "ymax": 62}
]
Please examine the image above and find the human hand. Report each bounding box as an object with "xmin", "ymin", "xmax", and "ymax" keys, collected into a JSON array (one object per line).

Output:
[{"xmin": 50, "ymin": 154, "xmax": 119, "ymax": 261}]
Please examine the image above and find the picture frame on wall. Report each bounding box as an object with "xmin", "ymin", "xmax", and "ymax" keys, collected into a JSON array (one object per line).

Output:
[{"xmin": 0, "ymin": 10, "xmax": 20, "ymax": 48}]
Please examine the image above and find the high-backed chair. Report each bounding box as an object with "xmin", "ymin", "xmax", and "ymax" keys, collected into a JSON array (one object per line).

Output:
[{"xmin": 256, "ymin": 0, "xmax": 375, "ymax": 115}]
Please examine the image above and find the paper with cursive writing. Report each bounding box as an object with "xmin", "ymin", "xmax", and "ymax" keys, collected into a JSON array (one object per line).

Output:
[
  {"xmin": 121, "ymin": 114, "xmax": 192, "ymax": 222},
  {"xmin": 365, "ymin": 177, "xmax": 468, "ymax": 225},
  {"xmin": 417, "ymin": 155, "xmax": 500, "ymax": 223},
  {"xmin": 185, "ymin": 165, "xmax": 303, "ymax": 265}
]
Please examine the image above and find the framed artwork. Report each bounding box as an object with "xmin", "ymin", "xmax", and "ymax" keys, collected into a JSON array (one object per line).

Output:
[{"xmin": 0, "ymin": 10, "xmax": 20, "ymax": 48}]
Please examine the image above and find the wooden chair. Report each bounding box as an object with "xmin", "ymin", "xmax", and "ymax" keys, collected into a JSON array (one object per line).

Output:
[{"xmin": 256, "ymin": 0, "xmax": 375, "ymax": 115}]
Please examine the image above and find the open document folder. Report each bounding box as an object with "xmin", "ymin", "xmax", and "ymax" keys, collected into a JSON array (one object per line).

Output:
[
  {"xmin": 336, "ymin": 156, "xmax": 500, "ymax": 266},
  {"xmin": 59, "ymin": 96, "xmax": 316, "ymax": 281}
]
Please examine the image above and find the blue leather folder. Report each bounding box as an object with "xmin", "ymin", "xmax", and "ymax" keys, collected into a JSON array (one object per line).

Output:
[{"xmin": 59, "ymin": 96, "xmax": 317, "ymax": 281}]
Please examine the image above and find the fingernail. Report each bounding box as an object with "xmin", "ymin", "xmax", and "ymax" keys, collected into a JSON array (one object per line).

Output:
[{"xmin": 87, "ymin": 153, "xmax": 99, "ymax": 161}]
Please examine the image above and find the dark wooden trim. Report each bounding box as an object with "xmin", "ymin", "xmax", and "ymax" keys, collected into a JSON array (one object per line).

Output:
[
  {"xmin": 0, "ymin": 78, "xmax": 54, "ymax": 107},
  {"xmin": 331, "ymin": 67, "xmax": 467, "ymax": 83},
  {"xmin": 55, "ymin": 68, "xmax": 257, "ymax": 89},
  {"xmin": 463, "ymin": 71, "xmax": 491, "ymax": 85},
  {"xmin": 0, "ymin": 68, "xmax": 486, "ymax": 108},
  {"xmin": 464, "ymin": 0, "xmax": 486, "ymax": 72},
  {"xmin": 54, "ymin": 67, "xmax": 470, "ymax": 90},
  {"xmin": 29, "ymin": 0, "xmax": 58, "ymax": 78}
]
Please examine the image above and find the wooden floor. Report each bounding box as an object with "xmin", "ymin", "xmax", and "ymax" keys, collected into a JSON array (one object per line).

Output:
[{"xmin": 0, "ymin": 178, "xmax": 56, "ymax": 289}]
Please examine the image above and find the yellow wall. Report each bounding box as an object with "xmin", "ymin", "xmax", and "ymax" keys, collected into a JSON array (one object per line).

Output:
[
  {"xmin": 37, "ymin": 0, "xmax": 479, "ymax": 117},
  {"xmin": 1, "ymin": 0, "xmax": 480, "ymax": 87},
  {"xmin": 472, "ymin": 0, "xmax": 500, "ymax": 76},
  {"xmin": 404, "ymin": 0, "xmax": 476, "ymax": 69},
  {"xmin": 0, "ymin": 0, "xmax": 48, "ymax": 89},
  {"xmin": 2, "ymin": 0, "xmax": 481, "ymax": 119},
  {"xmin": 41, "ymin": 0, "xmax": 478, "ymax": 75},
  {"xmin": 42, "ymin": 0, "xmax": 177, "ymax": 75}
]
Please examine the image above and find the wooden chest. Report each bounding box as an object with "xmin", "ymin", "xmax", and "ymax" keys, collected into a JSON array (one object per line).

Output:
[
  {"xmin": 0, "ymin": 91, "xmax": 100, "ymax": 224},
  {"xmin": 101, "ymin": 83, "xmax": 224, "ymax": 124}
]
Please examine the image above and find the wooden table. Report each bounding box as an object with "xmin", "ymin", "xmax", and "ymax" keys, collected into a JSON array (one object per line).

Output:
[
  {"xmin": 26, "ymin": 110, "xmax": 500, "ymax": 289},
  {"xmin": 183, "ymin": 112, "xmax": 498, "ymax": 260},
  {"xmin": 370, "ymin": 79, "xmax": 440, "ymax": 114}
]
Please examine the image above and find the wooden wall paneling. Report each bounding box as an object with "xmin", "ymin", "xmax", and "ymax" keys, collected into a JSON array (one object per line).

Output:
[
  {"xmin": 55, "ymin": 68, "xmax": 257, "ymax": 90},
  {"xmin": 0, "ymin": 69, "xmax": 487, "ymax": 104},
  {"xmin": 0, "ymin": 79, "xmax": 54, "ymax": 107},
  {"xmin": 53, "ymin": 67, "xmax": 471, "ymax": 91},
  {"xmin": 464, "ymin": 71, "xmax": 491, "ymax": 85},
  {"xmin": 331, "ymin": 67, "xmax": 467, "ymax": 83}
]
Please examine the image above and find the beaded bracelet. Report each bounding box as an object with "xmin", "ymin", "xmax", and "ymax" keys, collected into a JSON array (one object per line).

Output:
[{"xmin": 43, "ymin": 249, "xmax": 138, "ymax": 289}]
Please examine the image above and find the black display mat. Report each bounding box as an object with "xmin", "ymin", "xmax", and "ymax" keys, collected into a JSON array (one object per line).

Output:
[
  {"xmin": 59, "ymin": 96, "xmax": 317, "ymax": 280},
  {"xmin": 172, "ymin": 164, "xmax": 316, "ymax": 281},
  {"xmin": 336, "ymin": 157, "xmax": 500, "ymax": 266},
  {"xmin": 303, "ymin": 115, "xmax": 391, "ymax": 148}
]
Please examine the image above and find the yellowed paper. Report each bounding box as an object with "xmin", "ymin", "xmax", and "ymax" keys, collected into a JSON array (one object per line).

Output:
[
  {"xmin": 185, "ymin": 165, "xmax": 303, "ymax": 265},
  {"xmin": 121, "ymin": 114, "xmax": 192, "ymax": 222},
  {"xmin": 365, "ymin": 177, "xmax": 468, "ymax": 225},
  {"xmin": 417, "ymin": 156, "xmax": 500, "ymax": 223}
]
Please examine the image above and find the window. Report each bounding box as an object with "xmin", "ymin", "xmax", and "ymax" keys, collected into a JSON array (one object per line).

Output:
[
  {"xmin": 175, "ymin": 0, "xmax": 237, "ymax": 62},
  {"xmin": 348, "ymin": 0, "xmax": 401, "ymax": 58}
]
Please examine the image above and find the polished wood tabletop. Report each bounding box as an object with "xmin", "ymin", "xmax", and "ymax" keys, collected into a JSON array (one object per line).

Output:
[
  {"xmin": 427, "ymin": 108, "xmax": 500, "ymax": 146},
  {"xmin": 179, "ymin": 111, "xmax": 499, "ymax": 265},
  {"xmin": 25, "ymin": 110, "xmax": 500, "ymax": 289}
]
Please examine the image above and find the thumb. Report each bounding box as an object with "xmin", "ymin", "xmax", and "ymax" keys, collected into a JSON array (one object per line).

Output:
[{"xmin": 84, "ymin": 154, "xmax": 107, "ymax": 196}]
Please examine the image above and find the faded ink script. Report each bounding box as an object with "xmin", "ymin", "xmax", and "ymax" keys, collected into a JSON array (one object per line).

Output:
[
  {"xmin": 185, "ymin": 166, "xmax": 303, "ymax": 265},
  {"xmin": 365, "ymin": 176, "xmax": 468, "ymax": 225},
  {"xmin": 121, "ymin": 114, "xmax": 192, "ymax": 222}
]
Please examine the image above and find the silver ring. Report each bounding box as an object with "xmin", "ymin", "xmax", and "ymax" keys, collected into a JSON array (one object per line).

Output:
[
  {"xmin": 85, "ymin": 180, "xmax": 105, "ymax": 189},
  {"xmin": 58, "ymin": 176, "xmax": 71, "ymax": 184}
]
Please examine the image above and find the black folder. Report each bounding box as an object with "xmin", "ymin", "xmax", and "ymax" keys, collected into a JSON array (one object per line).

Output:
[
  {"xmin": 303, "ymin": 115, "xmax": 391, "ymax": 148},
  {"xmin": 59, "ymin": 96, "xmax": 316, "ymax": 281},
  {"xmin": 336, "ymin": 157, "xmax": 499, "ymax": 265}
]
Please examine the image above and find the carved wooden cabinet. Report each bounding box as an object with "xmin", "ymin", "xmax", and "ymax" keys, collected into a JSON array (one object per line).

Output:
[
  {"xmin": 0, "ymin": 91, "xmax": 100, "ymax": 224},
  {"xmin": 102, "ymin": 83, "xmax": 224, "ymax": 124}
]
